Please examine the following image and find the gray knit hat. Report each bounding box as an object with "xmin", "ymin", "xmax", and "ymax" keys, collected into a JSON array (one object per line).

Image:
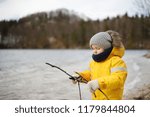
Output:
[{"xmin": 90, "ymin": 32, "xmax": 112, "ymax": 49}]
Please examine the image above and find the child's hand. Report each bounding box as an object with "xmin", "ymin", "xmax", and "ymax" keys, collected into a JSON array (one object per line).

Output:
[
  {"xmin": 87, "ymin": 80, "xmax": 99, "ymax": 93},
  {"xmin": 70, "ymin": 74, "xmax": 81, "ymax": 84}
]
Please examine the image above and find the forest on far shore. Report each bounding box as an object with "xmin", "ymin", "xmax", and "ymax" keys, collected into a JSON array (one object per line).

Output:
[{"xmin": 0, "ymin": 8, "xmax": 150, "ymax": 49}]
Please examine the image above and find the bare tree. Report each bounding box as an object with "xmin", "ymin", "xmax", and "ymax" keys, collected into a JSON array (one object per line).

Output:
[{"xmin": 134, "ymin": 0, "xmax": 150, "ymax": 16}]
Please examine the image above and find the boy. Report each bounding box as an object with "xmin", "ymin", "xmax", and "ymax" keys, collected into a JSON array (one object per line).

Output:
[{"xmin": 73, "ymin": 30, "xmax": 127, "ymax": 100}]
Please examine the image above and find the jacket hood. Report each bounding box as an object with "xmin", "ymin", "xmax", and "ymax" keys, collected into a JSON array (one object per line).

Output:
[
  {"xmin": 109, "ymin": 47, "xmax": 125, "ymax": 58},
  {"xmin": 106, "ymin": 30, "xmax": 125, "ymax": 58}
]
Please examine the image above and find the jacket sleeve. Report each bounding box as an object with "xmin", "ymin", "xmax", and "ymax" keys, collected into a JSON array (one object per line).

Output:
[
  {"xmin": 78, "ymin": 62, "xmax": 92, "ymax": 82},
  {"xmin": 97, "ymin": 57, "xmax": 127, "ymax": 90},
  {"xmin": 78, "ymin": 70, "xmax": 91, "ymax": 82}
]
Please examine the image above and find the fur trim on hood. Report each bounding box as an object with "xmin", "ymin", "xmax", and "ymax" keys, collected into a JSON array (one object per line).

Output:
[{"xmin": 106, "ymin": 30, "xmax": 124, "ymax": 48}]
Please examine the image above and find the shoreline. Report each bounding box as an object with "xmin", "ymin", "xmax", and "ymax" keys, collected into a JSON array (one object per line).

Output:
[
  {"xmin": 124, "ymin": 84, "xmax": 150, "ymax": 100},
  {"xmin": 123, "ymin": 52, "xmax": 150, "ymax": 100}
]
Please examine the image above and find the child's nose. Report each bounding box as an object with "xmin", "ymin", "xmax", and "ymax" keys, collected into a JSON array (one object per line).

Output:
[{"xmin": 93, "ymin": 49, "xmax": 97, "ymax": 54}]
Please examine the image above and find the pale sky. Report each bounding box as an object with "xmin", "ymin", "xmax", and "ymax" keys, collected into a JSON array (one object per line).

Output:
[{"xmin": 0, "ymin": 0, "xmax": 136, "ymax": 21}]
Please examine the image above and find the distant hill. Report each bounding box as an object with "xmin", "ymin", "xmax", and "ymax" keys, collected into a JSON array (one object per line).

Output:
[
  {"xmin": 19, "ymin": 8, "xmax": 89, "ymax": 23},
  {"xmin": 0, "ymin": 8, "xmax": 150, "ymax": 49}
]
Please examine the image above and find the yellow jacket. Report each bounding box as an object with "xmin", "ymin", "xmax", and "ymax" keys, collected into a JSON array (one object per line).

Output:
[{"xmin": 79, "ymin": 47, "xmax": 127, "ymax": 100}]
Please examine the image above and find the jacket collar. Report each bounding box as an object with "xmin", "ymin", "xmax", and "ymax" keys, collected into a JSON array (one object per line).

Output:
[{"xmin": 107, "ymin": 47, "xmax": 125, "ymax": 59}]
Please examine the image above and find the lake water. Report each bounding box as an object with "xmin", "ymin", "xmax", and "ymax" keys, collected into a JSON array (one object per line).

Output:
[{"xmin": 0, "ymin": 49, "xmax": 150, "ymax": 100}]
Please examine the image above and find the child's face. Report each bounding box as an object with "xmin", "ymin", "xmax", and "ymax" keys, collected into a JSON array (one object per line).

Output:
[{"xmin": 91, "ymin": 44, "xmax": 104, "ymax": 55}]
